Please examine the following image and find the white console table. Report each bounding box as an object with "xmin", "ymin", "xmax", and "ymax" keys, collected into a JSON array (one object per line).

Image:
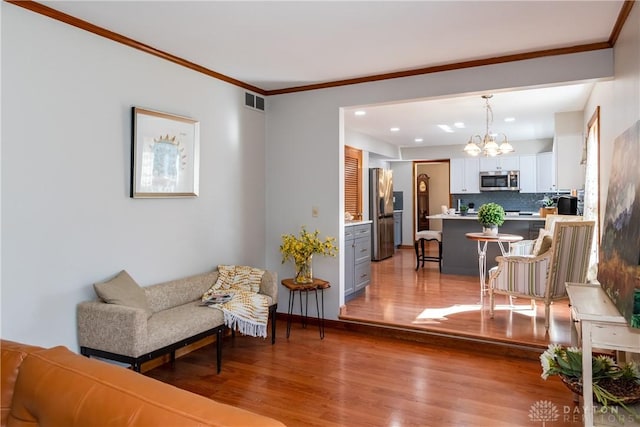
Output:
[{"xmin": 566, "ymin": 283, "xmax": 640, "ymax": 427}]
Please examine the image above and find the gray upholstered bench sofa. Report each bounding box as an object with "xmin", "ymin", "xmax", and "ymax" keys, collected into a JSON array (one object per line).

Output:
[{"xmin": 77, "ymin": 268, "xmax": 278, "ymax": 373}]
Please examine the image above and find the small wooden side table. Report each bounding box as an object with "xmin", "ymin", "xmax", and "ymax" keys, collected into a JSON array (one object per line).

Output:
[{"xmin": 281, "ymin": 278, "xmax": 330, "ymax": 339}]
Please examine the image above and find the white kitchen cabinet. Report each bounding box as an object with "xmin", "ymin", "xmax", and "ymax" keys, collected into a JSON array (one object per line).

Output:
[
  {"xmin": 536, "ymin": 152, "xmax": 557, "ymax": 193},
  {"xmin": 555, "ymin": 111, "xmax": 586, "ymax": 190},
  {"xmin": 479, "ymin": 157, "xmax": 498, "ymax": 172},
  {"xmin": 479, "ymin": 156, "xmax": 519, "ymax": 172},
  {"xmin": 556, "ymin": 143, "xmax": 585, "ymax": 190},
  {"xmin": 450, "ymin": 158, "xmax": 480, "ymax": 194},
  {"xmin": 518, "ymin": 154, "xmax": 537, "ymax": 193}
]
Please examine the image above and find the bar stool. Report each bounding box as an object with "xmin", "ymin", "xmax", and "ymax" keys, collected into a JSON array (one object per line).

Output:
[{"xmin": 415, "ymin": 230, "xmax": 442, "ymax": 271}]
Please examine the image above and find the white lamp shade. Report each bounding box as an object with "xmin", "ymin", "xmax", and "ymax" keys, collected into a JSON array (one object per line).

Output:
[
  {"xmin": 483, "ymin": 140, "xmax": 499, "ymax": 151},
  {"xmin": 499, "ymin": 141, "xmax": 514, "ymax": 153},
  {"xmin": 464, "ymin": 141, "xmax": 481, "ymax": 155}
]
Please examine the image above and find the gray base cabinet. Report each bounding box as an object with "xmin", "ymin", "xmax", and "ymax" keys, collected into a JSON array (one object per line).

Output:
[
  {"xmin": 393, "ymin": 212, "xmax": 402, "ymax": 247},
  {"xmin": 345, "ymin": 223, "xmax": 371, "ymax": 301}
]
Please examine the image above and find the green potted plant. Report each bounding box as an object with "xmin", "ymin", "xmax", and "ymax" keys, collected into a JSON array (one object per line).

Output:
[
  {"xmin": 540, "ymin": 344, "xmax": 640, "ymax": 420},
  {"xmin": 459, "ymin": 204, "xmax": 469, "ymax": 216},
  {"xmin": 477, "ymin": 202, "xmax": 505, "ymax": 235},
  {"xmin": 539, "ymin": 196, "xmax": 557, "ymax": 218}
]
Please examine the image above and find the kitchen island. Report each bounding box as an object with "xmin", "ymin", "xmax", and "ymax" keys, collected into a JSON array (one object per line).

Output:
[{"xmin": 427, "ymin": 214, "xmax": 545, "ymax": 276}]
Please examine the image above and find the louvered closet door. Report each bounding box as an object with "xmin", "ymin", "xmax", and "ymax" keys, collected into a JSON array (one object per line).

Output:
[{"xmin": 345, "ymin": 146, "xmax": 362, "ymax": 220}]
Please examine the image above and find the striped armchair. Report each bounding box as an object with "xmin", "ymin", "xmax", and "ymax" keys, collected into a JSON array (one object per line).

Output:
[
  {"xmin": 488, "ymin": 220, "xmax": 595, "ymax": 330},
  {"xmin": 506, "ymin": 214, "xmax": 586, "ymax": 256}
]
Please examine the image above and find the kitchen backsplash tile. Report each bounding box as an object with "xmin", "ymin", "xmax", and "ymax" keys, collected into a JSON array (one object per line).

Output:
[{"xmin": 451, "ymin": 192, "xmax": 550, "ymax": 212}]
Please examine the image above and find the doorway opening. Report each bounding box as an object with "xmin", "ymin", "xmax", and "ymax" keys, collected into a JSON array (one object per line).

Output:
[{"xmin": 413, "ymin": 161, "xmax": 450, "ymax": 237}]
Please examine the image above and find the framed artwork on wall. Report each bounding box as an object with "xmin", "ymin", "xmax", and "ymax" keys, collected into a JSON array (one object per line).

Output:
[
  {"xmin": 598, "ymin": 120, "xmax": 640, "ymax": 328},
  {"xmin": 131, "ymin": 107, "xmax": 200, "ymax": 198}
]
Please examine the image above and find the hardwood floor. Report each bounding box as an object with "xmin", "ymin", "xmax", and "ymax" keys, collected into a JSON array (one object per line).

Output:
[
  {"xmin": 147, "ymin": 321, "xmax": 585, "ymax": 427},
  {"xmin": 341, "ymin": 246, "xmax": 572, "ymax": 350},
  {"xmin": 146, "ymin": 247, "xmax": 588, "ymax": 427}
]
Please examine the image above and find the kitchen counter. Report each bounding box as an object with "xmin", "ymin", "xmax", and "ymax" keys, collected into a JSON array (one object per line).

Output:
[
  {"xmin": 345, "ymin": 220, "xmax": 373, "ymax": 226},
  {"xmin": 427, "ymin": 213, "xmax": 541, "ymax": 221},
  {"xmin": 428, "ymin": 215, "xmax": 544, "ymax": 276}
]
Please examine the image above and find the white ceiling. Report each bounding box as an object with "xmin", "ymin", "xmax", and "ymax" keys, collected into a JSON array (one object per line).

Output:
[
  {"xmin": 39, "ymin": 1, "xmax": 625, "ymax": 148},
  {"xmin": 344, "ymin": 83, "xmax": 595, "ymax": 148}
]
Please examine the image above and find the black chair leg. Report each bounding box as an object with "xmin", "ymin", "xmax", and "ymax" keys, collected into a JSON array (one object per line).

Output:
[{"xmin": 414, "ymin": 236, "xmax": 443, "ymax": 271}]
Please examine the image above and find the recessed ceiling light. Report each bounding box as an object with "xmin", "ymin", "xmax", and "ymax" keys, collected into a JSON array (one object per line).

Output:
[
  {"xmin": 355, "ymin": 110, "xmax": 366, "ymax": 116},
  {"xmin": 437, "ymin": 125, "xmax": 454, "ymax": 133},
  {"xmin": 454, "ymin": 122, "xmax": 465, "ymax": 128},
  {"xmin": 390, "ymin": 127, "xmax": 400, "ymax": 132},
  {"xmin": 414, "ymin": 138, "xmax": 423, "ymax": 143},
  {"xmin": 504, "ymin": 117, "xmax": 515, "ymax": 122}
]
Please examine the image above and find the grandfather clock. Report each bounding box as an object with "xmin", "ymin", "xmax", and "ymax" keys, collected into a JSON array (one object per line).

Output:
[{"xmin": 417, "ymin": 173, "xmax": 430, "ymax": 231}]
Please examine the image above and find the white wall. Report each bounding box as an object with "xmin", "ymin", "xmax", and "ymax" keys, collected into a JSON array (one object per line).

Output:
[
  {"xmin": 585, "ymin": 4, "xmax": 640, "ymax": 229},
  {"xmin": 1, "ymin": 4, "xmax": 267, "ymax": 349},
  {"xmin": 344, "ymin": 129, "xmax": 397, "ymax": 220},
  {"xmin": 345, "ymin": 129, "xmax": 399, "ymax": 159},
  {"xmin": 400, "ymin": 138, "xmax": 553, "ymax": 160},
  {"xmin": 266, "ymin": 49, "xmax": 615, "ymax": 321},
  {"xmin": 390, "ymin": 162, "xmax": 413, "ymax": 245}
]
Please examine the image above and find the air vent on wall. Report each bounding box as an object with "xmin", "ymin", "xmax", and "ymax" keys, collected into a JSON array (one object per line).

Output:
[{"xmin": 245, "ymin": 92, "xmax": 265, "ymax": 112}]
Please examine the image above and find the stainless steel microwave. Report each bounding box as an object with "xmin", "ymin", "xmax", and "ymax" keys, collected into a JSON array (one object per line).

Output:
[{"xmin": 479, "ymin": 170, "xmax": 520, "ymax": 191}]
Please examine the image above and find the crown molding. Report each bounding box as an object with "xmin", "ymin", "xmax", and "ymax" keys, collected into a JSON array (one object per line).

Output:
[
  {"xmin": 7, "ymin": 0, "xmax": 635, "ymax": 96},
  {"xmin": 6, "ymin": 0, "xmax": 266, "ymax": 95}
]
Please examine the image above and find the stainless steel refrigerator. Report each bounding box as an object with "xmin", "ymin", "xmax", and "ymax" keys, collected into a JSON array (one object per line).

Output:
[{"xmin": 369, "ymin": 168, "xmax": 394, "ymax": 261}]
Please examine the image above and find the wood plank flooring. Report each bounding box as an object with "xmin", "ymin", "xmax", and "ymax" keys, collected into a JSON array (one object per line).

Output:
[
  {"xmin": 146, "ymin": 247, "xmax": 589, "ymax": 427},
  {"xmin": 146, "ymin": 321, "xmax": 586, "ymax": 427},
  {"xmin": 341, "ymin": 247, "xmax": 572, "ymax": 350}
]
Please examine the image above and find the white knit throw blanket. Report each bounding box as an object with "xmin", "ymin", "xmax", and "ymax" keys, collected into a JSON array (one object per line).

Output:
[{"xmin": 219, "ymin": 290, "xmax": 269, "ymax": 338}]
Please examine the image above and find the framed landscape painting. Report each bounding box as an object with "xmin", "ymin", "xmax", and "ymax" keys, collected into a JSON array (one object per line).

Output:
[
  {"xmin": 131, "ymin": 107, "xmax": 200, "ymax": 198},
  {"xmin": 598, "ymin": 120, "xmax": 640, "ymax": 328}
]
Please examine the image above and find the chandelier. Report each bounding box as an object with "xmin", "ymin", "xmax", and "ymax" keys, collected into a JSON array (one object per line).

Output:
[{"xmin": 463, "ymin": 95, "xmax": 514, "ymax": 157}]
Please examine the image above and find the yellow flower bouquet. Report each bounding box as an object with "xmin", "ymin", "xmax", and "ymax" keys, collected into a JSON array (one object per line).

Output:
[{"xmin": 280, "ymin": 226, "xmax": 338, "ymax": 283}]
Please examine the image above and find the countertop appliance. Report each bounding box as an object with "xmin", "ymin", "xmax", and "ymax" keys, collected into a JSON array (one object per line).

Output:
[
  {"xmin": 479, "ymin": 170, "xmax": 520, "ymax": 191},
  {"xmin": 557, "ymin": 195, "xmax": 578, "ymax": 215},
  {"xmin": 370, "ymin": 168, "xmax": 394, "ymax": 261}
]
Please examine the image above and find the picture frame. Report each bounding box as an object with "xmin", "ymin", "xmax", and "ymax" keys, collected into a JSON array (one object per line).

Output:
[{"xmin": 131, "ymin": 107, "xmax": 200, "ymax": 198}]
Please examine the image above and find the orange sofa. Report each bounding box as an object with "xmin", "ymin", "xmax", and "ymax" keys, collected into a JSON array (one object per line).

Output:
[{"xmin": 1, "ymin": 339, "xmax": 285, "ymax": 427}]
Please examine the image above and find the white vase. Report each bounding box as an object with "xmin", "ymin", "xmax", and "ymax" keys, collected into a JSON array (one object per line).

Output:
[{"xmin": 482, "ymin": 225, "xmax": 498, "ymax": 236}]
